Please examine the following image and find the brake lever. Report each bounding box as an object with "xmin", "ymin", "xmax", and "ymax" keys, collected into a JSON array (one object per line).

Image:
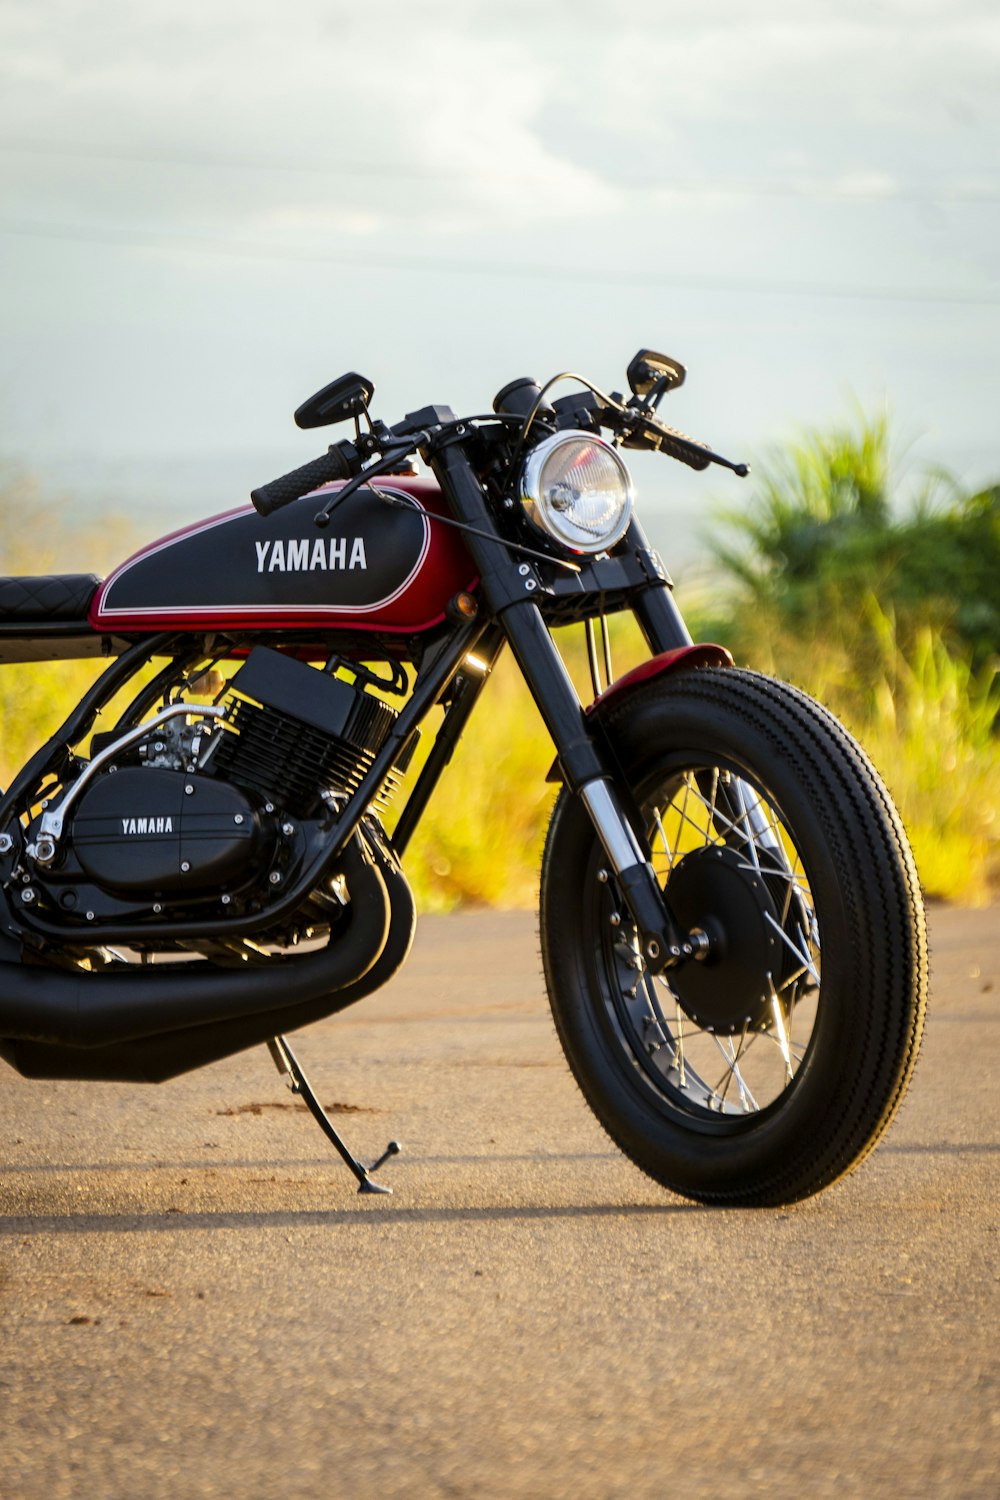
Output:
[{"xmin": 620, "ymin": 411, "xmax": 750, "ymax": 477}]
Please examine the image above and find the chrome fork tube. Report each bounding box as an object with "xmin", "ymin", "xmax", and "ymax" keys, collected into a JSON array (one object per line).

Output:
[
  {"xmin": 579, "ymin": 781, "xmax": 647, "ymax": 873},
  {"xmin": 495, "ymin": 598, "xmax": 683, "ymax": 966}
]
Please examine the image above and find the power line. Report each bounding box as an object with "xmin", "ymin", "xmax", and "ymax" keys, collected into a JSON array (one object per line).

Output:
[
  {"xmin": 1, "ymin": 215, "xmax": 998, "ymax": 307},
  {"xmin": 1, "ymin": 138, "xmax": 998, "ymax": 206}
]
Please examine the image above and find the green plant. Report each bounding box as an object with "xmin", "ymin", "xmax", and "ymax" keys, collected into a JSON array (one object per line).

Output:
[
  {"xmin": 711, "ymin": 412, "xmax": 1000, "ymax": 668},
  {"xmin": 843, "ymin": 604, "xmax": 1000, "ymax": 903}
]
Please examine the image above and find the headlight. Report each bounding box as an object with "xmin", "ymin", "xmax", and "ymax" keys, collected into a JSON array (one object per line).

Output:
[{"xmin": 520, "ymin": 431, "xmax": 634, "ymax": 555}]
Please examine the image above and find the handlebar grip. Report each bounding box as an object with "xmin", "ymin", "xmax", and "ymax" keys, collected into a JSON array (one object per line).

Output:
[
  {"xmin": 251, "ymin": 442, "xmax": 356, "ymax": 516},
  {"xmin": 641, "ymin": 418, "xmax": 712, "ymax": 471}
]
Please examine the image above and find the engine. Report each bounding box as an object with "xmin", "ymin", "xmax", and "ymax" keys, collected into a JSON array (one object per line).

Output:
[
  {"xmin": 207, "ymin": 645, "xmax": 398, "ymax": 819},
  {"xmin": 18, "ymin": 646, "xmax": 401, "ymax": 929}
]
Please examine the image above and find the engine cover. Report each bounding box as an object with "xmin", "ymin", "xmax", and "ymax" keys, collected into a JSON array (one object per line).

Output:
[{"xmin": 71, "ymin": 768, "xmax": 272, "ymax": 896}]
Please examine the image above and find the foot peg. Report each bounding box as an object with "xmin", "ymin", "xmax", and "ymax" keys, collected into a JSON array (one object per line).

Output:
[{"xmin": 267, "ymin": 1036, "xmax": 401, "ymax": 1194}]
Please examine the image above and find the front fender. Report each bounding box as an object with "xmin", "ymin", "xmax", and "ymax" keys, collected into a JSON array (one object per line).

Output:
[
  {"xmin": 586, "ymin": 643, "xmax": 733, "ymax": 719},
  {"xmin": 546, "ymin": 643, "xmax": 733, "ymax": 783}
]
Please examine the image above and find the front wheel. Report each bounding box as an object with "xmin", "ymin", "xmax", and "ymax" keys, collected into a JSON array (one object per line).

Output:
[{"xmin": 540, "ymin": 668, "xmax": 927, "ymax": 1206}]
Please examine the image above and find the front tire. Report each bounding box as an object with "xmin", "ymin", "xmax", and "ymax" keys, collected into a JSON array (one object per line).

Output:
[{"xmin": 540, "ymin": 668, "xmax": 927, "ymax": 1206}]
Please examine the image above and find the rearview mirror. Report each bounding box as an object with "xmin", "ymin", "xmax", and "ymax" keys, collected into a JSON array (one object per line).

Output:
[
  {"xmin": 294, "ymin": 372, "xmax": 375, "ymax": 430},
  {"xmin": 626, "ymin": 350, "xmax": 686, "ymax": 399}
]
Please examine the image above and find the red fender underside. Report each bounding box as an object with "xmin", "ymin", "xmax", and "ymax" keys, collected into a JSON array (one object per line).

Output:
[
  {"xmin": 546, "ymin": 643, "xmax": 734, "ymax": 783},
  {"xmin": 585, "ymin": 643, "xmax": 734, "ymax": 718}
]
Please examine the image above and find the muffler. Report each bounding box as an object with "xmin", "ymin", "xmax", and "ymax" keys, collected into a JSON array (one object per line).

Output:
[{"xmin": 0, "ymin": 831, "xmax": 398, "ymax": 1074}]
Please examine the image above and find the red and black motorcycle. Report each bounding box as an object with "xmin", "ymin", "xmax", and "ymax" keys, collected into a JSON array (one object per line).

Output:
[{"xmin": 0, "ymin": 352, "xmax": 927, "ymax": 1203}]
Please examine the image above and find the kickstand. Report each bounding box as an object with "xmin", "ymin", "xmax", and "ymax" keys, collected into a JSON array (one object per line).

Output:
[{"xmin": 267, "ymin": 1035, "xmax": 400, "ymax": 1195}]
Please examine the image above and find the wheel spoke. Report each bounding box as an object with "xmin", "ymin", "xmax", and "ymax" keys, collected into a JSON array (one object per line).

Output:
[
  {"xmin": 686, "ymin": 779, "xmax": 747, "ymax": 846},
  {"xmin": 764, "ymin": 910, "xmax": 821, "ymax": 986},
  {"xmin": 711, "ymin": 1032, "xmax": 759, "ymax": 1112},
  {"xmin": 671, "ymin": 775, "xmax": 695, "ymax": 866},
  {"xmin": 711, "ymin": 1022, "xmax": 756, "ymax": 1107},
  {"xmin": 651, "ymin": 806, "xmax": 673, "ymax": 869},
  {"xmin": 730, "ymin": 780, "xmax": 763, "ymax": 873},
  {"xmin": 690, "ymin": 777, "xmax": 807, "ymax": 902},
  {"xmin": 759, "ymin": 1030, "xmax": 807, "ymax": 1065},
  {"xmin": 655, "ymin": 792, "xmax": 722, "ymax": 866},
  {"xmin": 674, "ymin": 1003, "xmax": 687, "ymax": 1087},
  {"xmin": 706, "ymin": 767, "xmax": 721, "ymax": 843},
  {"xmin": 686, "ymin": 777, "xmax": 782, "ymax": 867},
  {"xmin": 768, "ymin": 976, "xmax": 795, "ymax": 1083},
  {"xmin": 798, "ymin": 916, "xmax": 820, "ymax": 958},
  {"xmin": 776, "ymin": 962, "xmax": 810, "ymax": 996}
]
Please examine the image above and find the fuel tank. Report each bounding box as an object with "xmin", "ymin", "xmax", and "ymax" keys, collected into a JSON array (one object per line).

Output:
[{"xmin": 90, "ymin": 476, "xmax": 476, "ymax": 635}]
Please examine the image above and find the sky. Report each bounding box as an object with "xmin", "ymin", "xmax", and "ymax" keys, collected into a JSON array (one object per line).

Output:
[{"xmin": 1, "ymin": 0, "xmax": 997, "ymax": 567}]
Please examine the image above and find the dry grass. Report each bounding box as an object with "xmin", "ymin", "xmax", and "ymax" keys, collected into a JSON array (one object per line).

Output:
[{"xmin": 728, "ymin": 598, "xmax": 1000, "ymax": 907}]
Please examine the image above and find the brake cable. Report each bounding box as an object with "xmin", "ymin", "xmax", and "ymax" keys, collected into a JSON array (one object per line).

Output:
[
  {"xmin": 374, "ymin": 489, "xmax": 581, "ymax": 574},
  {"xmin": 313, "ymin": 425, "xmax": 581, "ymax": 573}
]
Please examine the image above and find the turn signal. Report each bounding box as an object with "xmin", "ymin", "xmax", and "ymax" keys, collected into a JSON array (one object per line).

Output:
[{"xmin": 447, "ymin": 591, "xmax": 479, "ymax": 621}]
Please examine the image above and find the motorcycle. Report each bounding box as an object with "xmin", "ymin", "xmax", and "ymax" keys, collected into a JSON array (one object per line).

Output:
[{"xmin": 0, "ymin": 350, "xmax": 927, "ymax": 1203}]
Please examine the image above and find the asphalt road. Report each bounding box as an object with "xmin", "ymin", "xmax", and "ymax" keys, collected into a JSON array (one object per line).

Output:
[{"xmin": 1, "ymin": 905, "xmax": 997, "ymax": 1499}]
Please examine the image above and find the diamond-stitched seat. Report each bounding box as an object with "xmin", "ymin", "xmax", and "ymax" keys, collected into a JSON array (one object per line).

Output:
[{"xmin": 0, "ymin": 575, "xmax": 102, "ymax": 622}]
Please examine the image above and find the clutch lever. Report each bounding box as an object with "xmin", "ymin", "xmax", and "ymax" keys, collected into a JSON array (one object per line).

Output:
[{"xmin": 313, "ymin": 437, "xmax": 423, "ymax": 528}]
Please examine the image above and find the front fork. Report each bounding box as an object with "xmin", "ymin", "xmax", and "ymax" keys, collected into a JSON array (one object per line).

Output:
[
  {"xmin": 498, "ymin": 600, "xmax": 687, "ymax": 969},
  {"xmin": 431, "ymin": 442, "xmax": 691, "ymax": 973}
]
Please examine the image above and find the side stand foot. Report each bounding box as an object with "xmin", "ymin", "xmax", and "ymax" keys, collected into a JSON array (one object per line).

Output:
[{"xmin": 267, "ymin": 1036, "xmax": 401, "ymax": 1195}]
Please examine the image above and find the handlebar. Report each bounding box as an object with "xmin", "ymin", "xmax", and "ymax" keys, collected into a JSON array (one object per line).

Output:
[
  {"xmin": 249, "ymin": 380, "xmax": 748, "ymax": 517},
  {"xmin": 548, "ymin": 386, "xmax": 747, "ymax": 475},
  {"xmin": 250, "ymin": 440, "xmax": 358, "ymax": 516}
]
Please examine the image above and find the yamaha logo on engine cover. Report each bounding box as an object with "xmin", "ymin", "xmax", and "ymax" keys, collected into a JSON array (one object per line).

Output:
[
  {"xmin": 72, "ymin": 769, "xmax": 272, "ymax": 896},
  {"xmin": 121, "ymin": 816, "xmax": 174, "ymax": 835}
]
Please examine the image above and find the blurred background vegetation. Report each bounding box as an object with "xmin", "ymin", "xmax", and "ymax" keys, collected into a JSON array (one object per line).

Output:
[
  {"xmin": 2, "ymin": 417, "xmax": 998, "ymax": 910},
  {"xmin": 701, "ymin": 414, "xmax": 1000, "ymax": 906}
]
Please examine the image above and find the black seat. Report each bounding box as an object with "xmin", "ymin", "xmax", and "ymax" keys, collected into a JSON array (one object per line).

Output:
[{"xmin": 0, "ymin": 575, "xmax": 102, "ymax": 623}]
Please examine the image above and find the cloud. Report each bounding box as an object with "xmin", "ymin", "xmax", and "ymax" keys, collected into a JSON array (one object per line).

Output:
[
  {"xmin": 0, "ymin": 1, "xmax": 622, "ymax": 239},
  {"xmin": 0, "ymin": 2, "xmax": 995, "ymax": 270}
]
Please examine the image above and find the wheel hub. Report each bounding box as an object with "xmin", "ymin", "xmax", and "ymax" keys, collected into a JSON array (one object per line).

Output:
[{"xmin": 664, "ymin": 845, "xmax": 782, "ymax": 1034}]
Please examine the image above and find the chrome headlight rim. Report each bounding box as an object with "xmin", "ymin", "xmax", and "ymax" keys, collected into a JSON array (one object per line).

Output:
[{"xmin": 519, "ymin": 430, "xmax": 635, "ymax": 556}]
